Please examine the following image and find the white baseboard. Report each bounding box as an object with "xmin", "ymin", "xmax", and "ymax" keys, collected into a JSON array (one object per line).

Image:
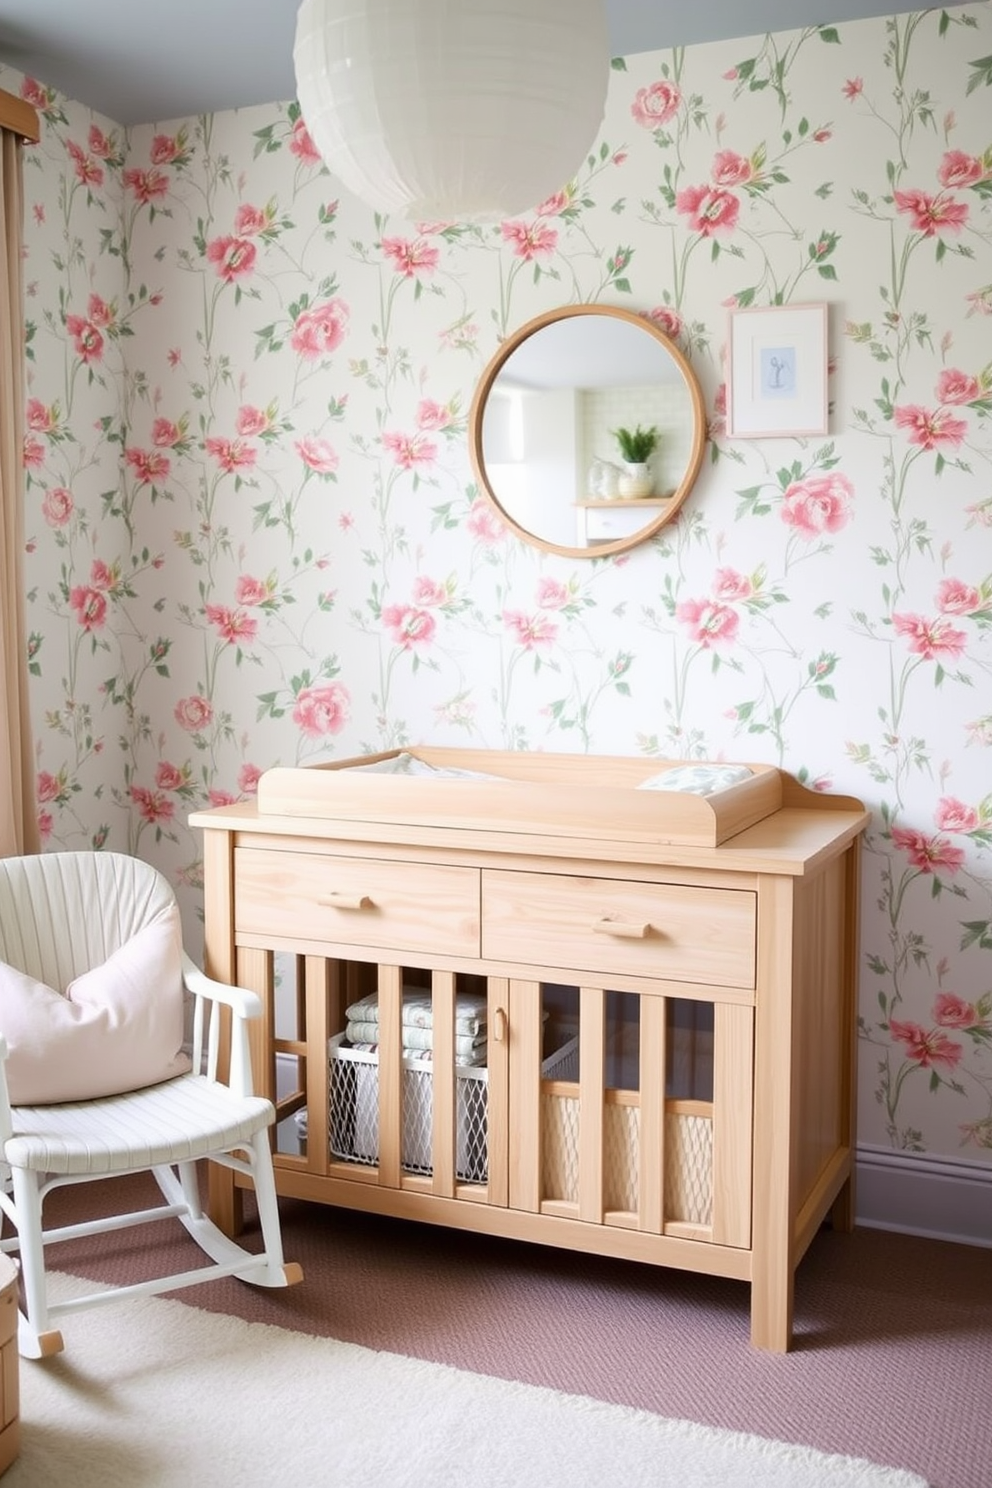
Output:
[{"xmin": 855, "ymin": 1144, "xmax": 992, "ymax": 1249}]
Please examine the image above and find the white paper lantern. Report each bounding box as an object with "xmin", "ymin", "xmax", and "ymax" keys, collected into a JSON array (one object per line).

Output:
[{"xmin": 293, "ymin": 0, "xmax": 610, "ymax": 222}]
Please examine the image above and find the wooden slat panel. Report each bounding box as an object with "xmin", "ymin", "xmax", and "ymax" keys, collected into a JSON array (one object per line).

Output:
[
  {"xmin": 431, "ymin": 970, "xmax": 456, "ymax": 1196},
  {"xmin": 235, "ymin": 946, "xmax": 274, "ymax": 1101},
  {"xmin": 508, "ymin": 980, "xmax": 544, "ymax": 1211},
  {"xmin": 578, "ymin": 987, "xmax": 605, "ymax": 1224},
  {"xmin": 304, "ymin": 956, "xmax": 332, "ymax": 1176},
  {"xmin": 486, "ymin": 978, "xmax": 510, "ymax": 1207},
  {"xmin": 712, "ymin": 1002, "xmax": 753, "ymax": 1248},
  {"xmin": 639, "ymin": 993, "xmax": 666, "ymax": 1232},
  {"xmin": 376, "ymin": 966, "xmax": 403, "ymax": 1188}
]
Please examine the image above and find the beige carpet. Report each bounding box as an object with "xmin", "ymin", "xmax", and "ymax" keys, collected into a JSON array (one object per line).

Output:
[{"xmin": 5, "ymin": 1272, "xmax": 930, "ymax": 1488}]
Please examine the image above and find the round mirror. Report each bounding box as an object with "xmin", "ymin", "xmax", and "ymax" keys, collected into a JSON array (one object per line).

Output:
[{"xmin": 469, "ymin": 305, "xmax": 707, "ymax": 559}]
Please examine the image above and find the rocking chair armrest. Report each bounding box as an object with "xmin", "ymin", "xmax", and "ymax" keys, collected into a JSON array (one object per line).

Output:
[{"xmin": 181, "ymin": 953, "xmax": 262, "ymax": 1022}]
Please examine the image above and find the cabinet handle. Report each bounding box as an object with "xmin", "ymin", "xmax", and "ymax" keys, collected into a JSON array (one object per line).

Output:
[
  {"xmin": 318, "ymin": 892, "xmax": 373, "ymax": 911},
  {"xmin": 591, "ymin": 916, "xmax": 650, "ymax": 939},
  {"xmin": 493, "ymin": 1007, "xmax": 508, "ymax": 1042}
]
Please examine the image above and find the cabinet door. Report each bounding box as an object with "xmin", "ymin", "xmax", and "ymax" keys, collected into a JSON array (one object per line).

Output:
[{"xmin": 507, "ymin": 980, "xmax": 753, "ymax": 1247}]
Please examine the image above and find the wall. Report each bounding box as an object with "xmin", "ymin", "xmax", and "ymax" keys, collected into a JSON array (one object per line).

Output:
[{"xmin": 3, "ymin": 6, "xmax": 992, "ymax": 1190}]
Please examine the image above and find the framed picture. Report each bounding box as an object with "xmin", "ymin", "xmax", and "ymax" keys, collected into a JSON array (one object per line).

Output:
[{"xmin": 726, "ymin": 303, "xmax": 828, "ymax": 438}]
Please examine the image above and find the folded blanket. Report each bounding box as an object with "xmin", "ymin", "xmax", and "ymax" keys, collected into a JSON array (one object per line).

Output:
[
  {"xmin": 344, "ymin": 1040, "xmax": 488, "ymax": 1068},
  {"xmin": 346, "ymin": 990, "xmax": 487, "ymax": 1038},
  {"xmin": 346, "ymin": 1021, "xmax": 487, "ymax": 1061}
]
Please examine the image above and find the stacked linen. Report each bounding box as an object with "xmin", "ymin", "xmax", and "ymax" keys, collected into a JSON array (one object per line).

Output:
[{"xmin": 345, "ymin": 990, "xmax": 488, "ymax": 1067}]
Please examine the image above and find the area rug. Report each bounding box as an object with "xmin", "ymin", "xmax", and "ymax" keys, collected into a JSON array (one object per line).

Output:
[{"xmin": 5, "ymin": 1272, "xmax": 929, "ymax": 1488}]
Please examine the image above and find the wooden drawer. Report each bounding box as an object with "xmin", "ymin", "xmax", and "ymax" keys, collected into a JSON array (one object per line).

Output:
[
  {"xmin": 234, "ymin": 849, "xmax": 480, "ymax": 958},
  {"xmin": 482, "ymin": 870, "xmax": 755, "ymax": 988}
]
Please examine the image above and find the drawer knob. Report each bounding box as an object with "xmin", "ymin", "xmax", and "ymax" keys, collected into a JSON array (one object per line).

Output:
[
  {"xmin": 592, "ymin": 916, "xmax": 650, "ymax": 939},
  {"xmin": 318, "ymin": 892, "xmax": 374, "ymax": 911},
  {"xmin": 493, "ymin": 1007, "xmax": 508, "ymax": 1042}
]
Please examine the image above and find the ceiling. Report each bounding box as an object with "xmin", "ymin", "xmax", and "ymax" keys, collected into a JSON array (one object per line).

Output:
[{"xmin": 0, "ymin": 0, "xmax": 937, "ymax": 128}]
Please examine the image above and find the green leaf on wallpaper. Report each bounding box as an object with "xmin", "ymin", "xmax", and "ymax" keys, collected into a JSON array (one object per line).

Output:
[
  {"xmin": 960, "ymin": 920, "xmax": 992, "ymax": 950},
  {"xmin": 965, "ymin": 54, "xmax": 992, "ymax": 94},
  {"xmin": 734, "ymin": 287, "xmax": 757, "ymax": 308},
  {"xmin": 818, "ymin": 27, "xmax": 840, "ymax": 42},
  {"xmin": 611, "ymin": 56, "xmax": 628, "ymax": 71},
  {"xmin": 817, "ymin": 265, "xmax": 838, "ymax": 281}
]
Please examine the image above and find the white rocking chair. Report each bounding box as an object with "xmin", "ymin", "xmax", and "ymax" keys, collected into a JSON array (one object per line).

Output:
[{"xmin": 0, "ymin": 851, "xmax": 302, "ymax": 1358}]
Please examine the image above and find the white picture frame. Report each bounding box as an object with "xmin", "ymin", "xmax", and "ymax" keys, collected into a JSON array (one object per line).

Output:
[{"xmin": 726, "ymin": 303, "xmax": 828, "ymax": 439}]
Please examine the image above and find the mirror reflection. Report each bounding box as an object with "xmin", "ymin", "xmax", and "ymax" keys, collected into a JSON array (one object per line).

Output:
[{"xmin": 469, "ymin": 305, "xmax": 706, "ymax": 559}]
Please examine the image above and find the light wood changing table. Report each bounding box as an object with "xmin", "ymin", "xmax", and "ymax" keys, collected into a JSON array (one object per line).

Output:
[{"xmin": 191, "ymin": 747, "xmax": 869, "ymax": 1351}]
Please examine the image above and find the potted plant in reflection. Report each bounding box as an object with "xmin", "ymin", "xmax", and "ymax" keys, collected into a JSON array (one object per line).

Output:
[{"xmin": 611, "ymin": 424, "xmax": 659, "ymax": 497}]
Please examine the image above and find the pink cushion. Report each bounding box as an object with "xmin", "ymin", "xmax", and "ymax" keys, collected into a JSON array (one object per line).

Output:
[{"xmin": 0, "ymin": 905, "xmax": 191, "ymax": 1105}]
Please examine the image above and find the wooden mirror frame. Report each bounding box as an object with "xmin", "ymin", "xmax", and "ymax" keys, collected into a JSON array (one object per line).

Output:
[{"xmin": 469, "ymin": 304, "xmax": 707, "ymax": 560}]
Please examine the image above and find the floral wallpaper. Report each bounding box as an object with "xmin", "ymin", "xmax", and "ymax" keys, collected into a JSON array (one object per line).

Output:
[{"xmin": 3, "ymin": 3, "xmax": 992, "ymax": 1170}]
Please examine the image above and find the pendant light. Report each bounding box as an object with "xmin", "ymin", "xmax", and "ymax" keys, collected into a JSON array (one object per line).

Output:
[{"xmin": 293, "ymin": 0, "xmax": 610, "ymax": 222}]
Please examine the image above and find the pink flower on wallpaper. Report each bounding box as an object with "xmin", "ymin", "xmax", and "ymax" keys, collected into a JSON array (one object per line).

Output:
[
  {"xmin": 238, "ymin": 763, "xmax": 262, "ymax": 795},
  {"xmin": 536, "ymin": 189, "xmax": 570, "ymax": 217},
  {"xmin": 675, "ymin": 597, "xmax": 740, "ymax": 649},
  {"xmin": 891, "ymin": 612, "xmax": 967, "ymax": 660},
  {"xmin": 86, "ymin": 294, "xmax": 113, "ymax": 328},
  {"xmin": 41, "ymin": 486, "xmax": 74, "ymax": 527},
  {"xmin": 890, "ymin": 826, "xmax": 965, "ymax": 874},
  {"xmin": 23, "ymin": 436, "xmax": 45, "ymax": 469},
  {"xmin": 412, "ymin": 576, "xmax": 447, "ymax": 606},
  {"xmin": 125, "ymin": 447, "xmax": 171, "ymax": 485},
  {"xmin": 937, "ymin": 150, "xmax": 985, "ymax": 189},
  {"xmin": 206, "ymin": 235, "xmax": 257, "ymax": 282},
  {"xmin": 122, "ymin": 167, "xmax": 170, "ymax": 204},
  {"xmin": 646, "ymin": 307, "xmax": 683, "ymax": 340},
  {"xmin": 935, "ymin": 578, "xmax": 981, "ymax": 614},
  {"xmin": 500, "ymin": 220, "xmax": 558, "ymax": 261},
  {"xmin": 288, "ymin": 117, "xmax": 322, "ymax": 166},
  {"xmin": 69, "ymin": 586, "xmax": 108, "ymax": 632},
  {"xmin": 205, "ymin": 604, "xmax": 258, "ymax": 646},
  {"xmin": 675, "ymin": 185, "xmax": 740, "ymax": 237},
  {"xmin": 235, "ymin": 575, "xmax": 269, "ymax": 606},
  {"xmin": 933, "ymin": 993, "xmax": 982, "ymax": 1030},
  {"xmin": 66, "ymin": 139, "xmax": 104, "ymax": 187},
  {"xmin": 631, "ymin": 80, "xmax": 682, "ymax": 129},
  {"xmin": 65, "ymin": 315, "xmax": 104, "ymax": 364},
  {"xmin": 87, "ymin": 124, "xmax": 114, "ymax": 158},
  {"xmin": 151, "ymin": 418, "xmax": 181, "ymax": 448},
  {"xmin": 712, "ymin": 567, "xmax": 752, "ymax": 601},
  {"xmin": 236, "ymin": 405, "xmax": 270, "ymax": 437},
  {"xmin": 174, "ymin": 695, "xmax": 213, "ymax": 732},
  {"xmin": 155, "ymin": 762, "xmax": 184, "ymax": 791},
  {"xmin": 36, "ymin": 771, "xmax": 60, "ymax": 803},
  {"xmin": 205, "ymin": 437, "xmax": 257, "ymax": 473},
  {"xmin": 129, "ymin": 786, "xmax": 175, "ymax": 825},
  {"xmin": 416, "ymin": 400, "xmax": 452, "ymax": 432},
  {"xmin": 888, "ymin": 1018, "xmax": 963, "ymax": 1070},
  {"xmin": 842, "ymin": 77, "xmax": 864, "ymax": 100},
  {"xmin": 290, "ymin": 299, "xmax": 350, "ymax": 360},
  {"xmin": 934, "ymin": 796, "xmax": 979, "ymax": 833},
  {"xmin": 503, "ymin": 611, "xmax": 558, "ymax": 649},
  {"xmin": 780, "ymin": 472, "xmax": 853, "ymax": 537},
  {"xmin": 296, "ymin": 436, "xmax": 339, "ymax": 475},
  {"xmin": 37, "ymin": 810, "xmax": 53, "ymax": 842},
  {"xmin": 382, "ymin": 604, "xmax": 437, "ymax": 650},
  {"xmin": 711, "ymin": 150, "xmax": 752, "ymax": 186},
  {"xmin": 89, "ymin": 560, "xmax": 113, "ymax": 591},
  {"xmin": 467, "ymin": 496, "xmax": 506, "ymax": 545},
  {"xmin": 26, "ymin": 398, "xmax": 53, "ymax": 432},
  {"xmin": 382, "ymin": 431, "xmax": 437, "ymax": 469},
  {"xmin": 234, "ymin": 203, "xmax": 268, "ymax": 235},
  {"xmin": 536, "ymin": 577, "xmax": 569, "ymax": 610},
  {"xmin": 207, "ymin": 788, "xmax": 238, "ymax": 808},
  {"xmin": 382, "ymin": 237, "xmax": 441, "ymax": 278},
  {"xmin": 935, "ymin": 368, "xmax": 980, "ymax": 405},
  {"xmin": 150, "ymin": 134, "xmax": 181, "ymax": 165},
  {"xmin": 292, "ymin": 682, "xmax": 351, "ymax": 737},
  {"xmin": 893, "ymin": 189, "xmax": 968, "ymax": 237},
  {"xmin": 893, "ymin": 405, "xmax": 968, "ymax": 449}
]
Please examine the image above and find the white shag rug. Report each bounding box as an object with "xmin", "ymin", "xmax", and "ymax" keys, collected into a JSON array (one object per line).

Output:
[{"xmin": 5, "ymin": 1272, "xmax": 929, "ymax": 1488}]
